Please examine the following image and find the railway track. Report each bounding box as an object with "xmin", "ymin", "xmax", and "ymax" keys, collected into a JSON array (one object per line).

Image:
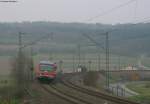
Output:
[
  {"xmin": 37, "ymin": 83, "xmax": 75, "ymax": 104},
  {"xmin": 50, "ymin": 83, "xmax": 109, "ymax": 104},
  {"xmin": 41, "ymin": 84, "xmax": 91, "ymax": 104},
  {"xmin": 24, "ymin": 88, "xmax": 34, "ymax": 97},
  {"xmin": 34, "ymin": 73, "xmax": 140, "ymax": 104},
  {"xmin": 61, "ymin": 79, "xmax": 140, "ymax": 104}
]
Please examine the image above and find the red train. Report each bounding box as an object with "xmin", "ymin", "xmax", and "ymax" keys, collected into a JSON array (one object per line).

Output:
[{"xmin": 35, "ymin": 61, "xmax": 57, "ymax": 82}]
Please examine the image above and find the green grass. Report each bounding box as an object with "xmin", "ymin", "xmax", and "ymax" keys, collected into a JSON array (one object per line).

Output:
[
  {"xmin": 0, "ymin": 75, "xmax": 16, "ymax": 87},
  {"xmin": 0, "ymin": 85, "xmax": 21, "ymax": 104},
  {"xmin": 0, "ymin": 98, "xmax": 20, "ymax": 104},
  {"xmin": 128, "ymin": 95, "xmax": 150, "ymax": 104},
  {"xmin": 0, "ymin": 75, "xmax": 21, "ymax": 104},
  {"xmin": 109, "ymin": 74, "xmax": 121, "ymax": 83},
  {"xmin": 127, "ymin": 82, "xmax": 150, "ymax": 95},
  {"xmin": 127, "ymin": 82, "xmax": 150, "ymax": 103},
  {"xmin": 142, "ymin": 58, "xmax": 150, "ymax": 68}
]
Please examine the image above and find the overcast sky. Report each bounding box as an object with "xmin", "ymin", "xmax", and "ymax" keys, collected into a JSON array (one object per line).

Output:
[{"xmin": 0, "ymin": 0, "xmax": 149, "ymax": 24}]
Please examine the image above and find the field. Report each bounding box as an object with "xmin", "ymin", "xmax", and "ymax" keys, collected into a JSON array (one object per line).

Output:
[
  {"xmin": 0, "ymin": 56, "xmax": 14, "ymax": 91},
  {"xmin": 141, "ymin": 58, "xmax": 150, "ymax": 68},
  {"xmin": 127, "ymin": 82, "xmax": 150, "ymax": 104},
  {"xmin": 0, "ymin": 56, "xmax": 20, "ymax": 104},
  {"xmin": 0, "ymin": 56, "xmax": 12, "ymax": 74},
  {"xmin": 0, "ymin": 54, "xmax": 147, "ymax": 104},
  {"xmin": 34, "ymin": 53, "xmax": 138, "ymax": 73}
]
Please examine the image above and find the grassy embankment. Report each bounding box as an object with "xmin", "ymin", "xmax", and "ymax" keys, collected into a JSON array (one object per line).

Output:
[
  {"xmin": 0, "ymin": 75, "xmax": 20, "ymax": 104},
  {"xmin": 127, "ymin": 82, "xmax": 150, "ymax": 104},
  {"xmin": 0, "ymin": 56, "xmax": 18, "ymax": 103}
]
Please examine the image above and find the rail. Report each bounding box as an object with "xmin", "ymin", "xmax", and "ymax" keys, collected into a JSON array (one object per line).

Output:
[{"xmin": 62, "ymin": 79, "xmax": 140, "ymax": 104}]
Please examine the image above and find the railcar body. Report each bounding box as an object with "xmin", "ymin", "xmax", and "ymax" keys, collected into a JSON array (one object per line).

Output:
[{"xmin": 35, "ymin": 61, "xmax": 57, "ymax": 82}]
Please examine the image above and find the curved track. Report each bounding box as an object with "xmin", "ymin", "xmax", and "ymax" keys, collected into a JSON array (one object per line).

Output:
[
  {"xmin": 41, "ymin": 84, "xmax": 85, "ymax": 104},
  {"xmin": 34, "ymin": 73, "xmax": 140, "ymax": 104},
  {"xmin": 50, "ymin": 83, "xmax": 109, "ymax": 104},
  {"xmin": 62, "ymin": 77, "xmax": 140, "ymax": 104}
]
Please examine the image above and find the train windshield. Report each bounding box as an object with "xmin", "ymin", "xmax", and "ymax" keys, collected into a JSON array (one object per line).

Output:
[{"xmin": 40, "ymin": 64, "xmax": 53, "ymax": 71}]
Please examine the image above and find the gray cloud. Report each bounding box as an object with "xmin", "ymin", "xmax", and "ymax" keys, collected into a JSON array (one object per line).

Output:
[{"xmin": 0, "ymin": 0, "xmax": 149, "ymax": 24}]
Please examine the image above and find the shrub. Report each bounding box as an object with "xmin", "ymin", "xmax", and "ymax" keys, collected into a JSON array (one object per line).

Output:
[
  {"xmin": 145, "ymin": 82, "xmax": 150, "ymax": 88},
  {"xmin": 83, "ymin": 71, "xmax": 99, "ymax": 87}
]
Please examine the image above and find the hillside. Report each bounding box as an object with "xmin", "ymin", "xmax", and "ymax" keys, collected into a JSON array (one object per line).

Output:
[{"xmin": 0, "ymin": 22, "xmax": 150, "ymax": 56}]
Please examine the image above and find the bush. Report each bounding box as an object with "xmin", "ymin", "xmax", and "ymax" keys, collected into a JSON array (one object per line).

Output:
[
  {"xmin": 0, "ymin": 98, "xmax": 20, "ymax": 104},
  {"xmin": 145, "ymin": 82, "xmax": 150, "ymax": 88},
  {"xmin": 83, "ymin": 71, "xmax": 99, "ymax": 87},
  {"xmin": 129, "ymin": 95, "xmax": 150, "ymax": 104}
]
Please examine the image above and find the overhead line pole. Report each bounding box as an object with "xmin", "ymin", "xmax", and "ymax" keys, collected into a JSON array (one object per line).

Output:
[
  {"xmin": 105, "ymin": 32, "xmax": 110, "ymax": 88},
  {"xmin": 18, "ymin": 32, "xmax": 22, "ymax": 56},
  {"xmin": 17, "ymin": 32, "xmax": 53, "ymax": 83},
  {"xmin": 98, "ymin": 51, "xmax": 101, "ymax": 71},
  {"xmin": 18, "ymin": 32, "xmax": 25, "ymax": 89},
  {"xmin": 82, "ymin": 32, "xmax": 110, "ymax": 88},
  {"xmin": 78, "ymin": 44, "xmax": 81, "ymax": 66},
  {"xmin": 30, "ymin": 46, "xmax": 34, "ymax": 81},
  {"xmin": 118, "ymin": 55, "xmax": 121, "ymax": 70}
]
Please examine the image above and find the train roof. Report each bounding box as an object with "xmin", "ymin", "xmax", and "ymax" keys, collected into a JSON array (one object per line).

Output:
[{"xmin": 40, "ymin": 61, "xmax": 55, "ymax": 65}]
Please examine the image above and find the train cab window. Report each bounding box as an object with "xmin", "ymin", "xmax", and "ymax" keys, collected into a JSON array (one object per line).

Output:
[{"xmin": 40, "ymin": 64, "xmax": 53, "ymax": 71}]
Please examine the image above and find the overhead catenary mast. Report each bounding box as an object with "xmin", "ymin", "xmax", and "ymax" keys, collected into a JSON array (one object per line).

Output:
[{"xmin": 82, "ymin": 32, "xmax": 110, "ymax": 88}]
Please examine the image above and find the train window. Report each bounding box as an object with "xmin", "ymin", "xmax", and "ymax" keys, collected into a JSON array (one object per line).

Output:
[{"xmin": 40, "ymin": 64, "xmax": 53, "ymax": 71}]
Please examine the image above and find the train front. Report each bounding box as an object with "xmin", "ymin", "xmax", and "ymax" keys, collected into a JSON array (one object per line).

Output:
[{"xmin": 36, "ymin": 61, "xmax": 57, "ymax": 82}]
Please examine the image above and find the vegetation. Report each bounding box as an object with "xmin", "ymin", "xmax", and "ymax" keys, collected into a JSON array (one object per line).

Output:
[
  {"xmin": 145, "ymin": 82, "xmax": 150, "ymax": 88},
  {"xmin": 0, "ymin": 22, "xmax": 150, "ymax": 56},
  {"xmin": 127, "ymin": 82, "xmax": 150, "ymax": 104},
  {"xmin": 0, "ymin": 79, "xmax": 20, "ymax": 104},
  {"xmin": 141, "ymin": 58, "xmax": 150, "ymax": 68},
  {"xmin": 0, "ymin": 51, "xmax": 33, "ymax": 104},
  {"xmin": 34, "ymin": 53, "xmax": 138, "ymax": 71},
  {"xmin": 0, "ymin": 21, "xmax": 150, "ymax": 103},
  {"xmin": 0, "ymin": 98, "xmax": 20, "ymax": 104},
  {"xmin": 83, "ymin": 71, "xmax": 99, "ymax": 87},
  {"xmin": 11, "ymin": 51, "xmax": 33, "ymax": 96}
]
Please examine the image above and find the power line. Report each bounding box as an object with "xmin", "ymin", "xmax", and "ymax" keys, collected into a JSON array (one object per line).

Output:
[
  {"xmin": 134, "ymin": 16, "xmax": 150, "ymax": 23},
  {"xmin": 98, "ymin": 16, "xmax": 150, "ymax": 35},
  {"xmin": 21, "ymin": 33, "xmax": 53, "ymax": 49},
  {"xmin": 86, "ymin": 0, "xmax": 137, "ymax": 22},
  {"xmin": 82, "ymin": 33, "xmax": 105, "ymax": 49},
  {"xmin": 133, "ymin": 0, "xmax": 138, "ymax": 20},
  {"xmin": 0, "ymin": 0, "xmax": 17, "ymax": 2},
  {"xmin": 82, "ymin": 32, "xmax": 110, "ymax": 88}
]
